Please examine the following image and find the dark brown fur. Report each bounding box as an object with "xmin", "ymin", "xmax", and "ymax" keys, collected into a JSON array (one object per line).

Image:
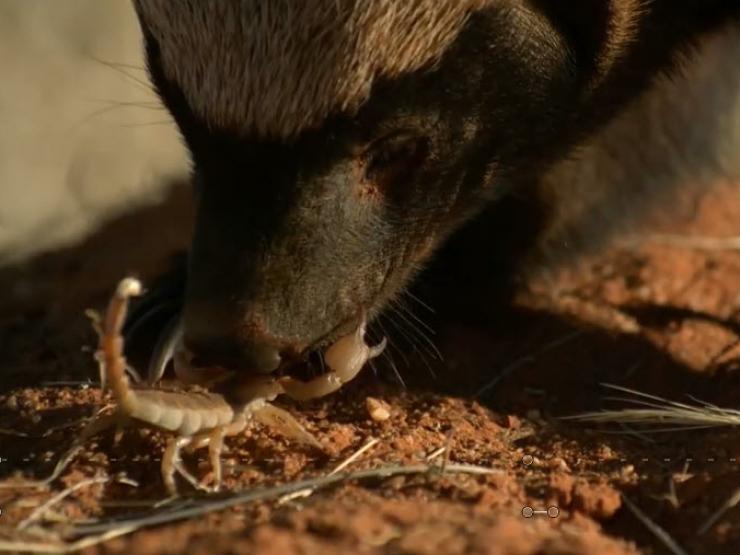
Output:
[{"xmin": 130, "ymin": 1, "xmax": 740, "ymax": 374}]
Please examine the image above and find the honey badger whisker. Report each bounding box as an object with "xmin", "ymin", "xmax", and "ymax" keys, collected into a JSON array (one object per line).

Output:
[
  {"xmin": 388, "ymin": 298, "xmax": 441, "ymax": 361},
  {"xmin": 391, "ymin": 297, "xmax": 436, "ymax": 336},
  {"xmin": 366, "ymin": 323, "xmax": 409, "ymax": 387},
  {"xmin": 375, "ymin": 314, "xmax": 412, "ymax": 367},
  {"xmin": 90, "ymin": 55, "xmax": 157, "ymax": 94},
  {"xmin": 380, "ymin": 308, "xmax": 436, "ymax": 375},
  {"xmin": 400, "ymin": 290, "xmax": 435, "ymax": 315},
  {"xmin": 387, "ymin": 354, "xmax": 408, "ymax": 389}
]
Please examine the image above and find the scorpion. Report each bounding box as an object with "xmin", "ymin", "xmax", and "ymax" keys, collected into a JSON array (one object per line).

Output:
[{"xmin": 53, "ymin": 277, "xmax": 387, "ymax": 495}]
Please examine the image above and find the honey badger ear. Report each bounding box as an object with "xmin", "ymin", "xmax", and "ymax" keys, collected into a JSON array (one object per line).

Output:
[
  {"xmin": 509, "ymin": 0, "xmax": 740, "ymax": 148},
  {"xmin": 532, "ymin": 0, "xmax": 740, "ymax": 91},
  {"xmin": 529, "ymin": 0, "xmax": 620, "ymax": 81}
]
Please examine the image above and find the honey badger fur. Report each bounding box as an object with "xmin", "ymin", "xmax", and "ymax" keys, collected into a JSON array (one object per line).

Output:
[{"xmin": 130, "ymin": 1, "xmax": 740, "ymax": 377}]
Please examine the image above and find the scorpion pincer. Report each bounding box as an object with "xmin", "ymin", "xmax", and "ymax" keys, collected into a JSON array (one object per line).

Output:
[
  {"xmin": 57, "ymin": 277, "xmax": 387, "ymax": 495},
  {"xmin": 146, "ymin": 308, "xmax": 387, "ymax": 402}
]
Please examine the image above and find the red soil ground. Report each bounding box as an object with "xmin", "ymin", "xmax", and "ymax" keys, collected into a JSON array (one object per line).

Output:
[{"xmin": 0, "ymin": 182, "xmax": 738, "ymax": 554}]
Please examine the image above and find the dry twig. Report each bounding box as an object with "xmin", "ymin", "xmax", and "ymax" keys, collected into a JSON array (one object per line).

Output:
[
  {"xmin": 642, "ymin": 234, "xmax": 740, "ymax": 251},
  {"xmin": 621, "ymin": 494, "xmax": 690, "ymax": 555},
  {"xmin": 698, "ymin": 487, "xmax": 740, "ymax": 535},
  {"xmin": 277, "ymin": 437, "xmax": 380, "ymax": 504},
  {"xmin": 16, "ymin": 477, "xmax": 111, "ymax": 531},
  {"xmin": 562, "ymin": 384, "xmax": 740, "ymax": 432},
  {"xmin": 0, "ymin": 461, "xmax": 496, "ymax": 553}
]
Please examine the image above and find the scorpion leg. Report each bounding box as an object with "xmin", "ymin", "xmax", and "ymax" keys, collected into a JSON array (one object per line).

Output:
[
  {"xmin": 177, "ymin": 419, "xmax": 247, "ymax": 492},
  {"xmin": 206, "ymin": 417, "xmax": 252, "ymax": 491},
  {"xmin": 206, "ymin": 427, "xmax": 226, "ymax": 492},
  {"xmin": 162, "ymin": 436, "xmax": 201, "ymax": 495},
  {"xmin": 173, "ymin": 462, "xmax": 207, "ymax": 492},
  {"xmin": 252, "ymin": 403, "xmax": 322, "ymax": 449}
]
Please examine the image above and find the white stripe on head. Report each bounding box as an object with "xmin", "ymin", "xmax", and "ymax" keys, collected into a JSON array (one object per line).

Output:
[{"xmin": 135, "ymin": 0, "xmax": 490, "ymax": 139}]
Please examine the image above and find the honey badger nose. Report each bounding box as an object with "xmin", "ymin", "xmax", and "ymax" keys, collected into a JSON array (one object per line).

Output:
[
  {"xmin": 182, "ymin": 303, "xmax": 284, "ymax": 374},
  {"xmin": 185, "ymin": 333, "xmax": 282, "ymax": 374}
]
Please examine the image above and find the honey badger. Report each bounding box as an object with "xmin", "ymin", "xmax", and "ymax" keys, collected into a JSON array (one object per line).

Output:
[{"xmin": 130, "ymin": 1, "xmax": 740, "ymax": 377}]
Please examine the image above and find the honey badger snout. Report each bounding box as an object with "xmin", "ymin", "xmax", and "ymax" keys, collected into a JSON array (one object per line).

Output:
[
  {"xmin": 182, "ymin": 259, "xmax": 376, "ymax": 375},
  {"xmin": 178, "ymin": 158, "xmax": 390, "ymax": 375},
  {"xmin": 181, "ymin": 228, "xmax": 318, "ymax": 375},
  {"xmin": 179, "ymin": 189, "xmax": 294, "ymax": 373},
  {"xmin": 182, "ymin": 302, "xmax": 283, "ymax": 374}
]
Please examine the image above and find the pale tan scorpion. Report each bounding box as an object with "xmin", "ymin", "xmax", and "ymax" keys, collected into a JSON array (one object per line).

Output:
[{"xmin": 55, "ymin": 277, "xmax": 387, "ymax": 495}]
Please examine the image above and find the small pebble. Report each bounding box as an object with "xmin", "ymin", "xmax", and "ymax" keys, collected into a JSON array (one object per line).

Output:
[{"xmin": 366, "ymin": 397, "xmax": 391, "ymax": 421}]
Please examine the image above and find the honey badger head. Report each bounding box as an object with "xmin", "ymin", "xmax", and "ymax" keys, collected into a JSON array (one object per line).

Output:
[{"xmin": 132, "ymin": 0, "xmax": 737, "ymax": 373}]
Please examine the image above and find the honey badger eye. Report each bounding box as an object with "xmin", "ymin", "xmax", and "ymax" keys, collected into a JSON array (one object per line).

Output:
[{"xmin": 363, "ymin": 131, "xmax": 429, "ymax": 187}]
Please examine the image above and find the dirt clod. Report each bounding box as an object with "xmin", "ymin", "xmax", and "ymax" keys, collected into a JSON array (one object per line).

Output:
[{"xmin": 366, "ymin": 397, "xmax": 392, "ymax": 422}]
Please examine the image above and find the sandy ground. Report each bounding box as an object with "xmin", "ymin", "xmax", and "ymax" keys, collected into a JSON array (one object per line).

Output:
[{"xmin": 0, "ymin": 180, "xmax": 738, "ymax": 555}]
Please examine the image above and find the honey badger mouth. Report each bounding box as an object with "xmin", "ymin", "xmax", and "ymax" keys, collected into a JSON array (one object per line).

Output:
[{"xmin": 143, "ymin": 311, "xmax": 387, "ymax": 400}]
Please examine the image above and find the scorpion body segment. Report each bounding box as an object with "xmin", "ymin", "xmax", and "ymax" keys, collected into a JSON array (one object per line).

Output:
[{"xmin": 125, "ymin": 389, "xmax": 235, "ymax": 435}]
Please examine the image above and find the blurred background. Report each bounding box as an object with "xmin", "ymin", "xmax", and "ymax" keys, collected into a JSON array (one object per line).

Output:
[{"xmin": 0, "ymin": 0, "xmax": 188, "ymax": 265}]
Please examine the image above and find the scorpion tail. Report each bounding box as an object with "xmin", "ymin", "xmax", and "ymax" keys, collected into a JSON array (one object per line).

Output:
[{"xmin": 97, "ymin": 277, "xmax": 143, "ymax": 410}]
